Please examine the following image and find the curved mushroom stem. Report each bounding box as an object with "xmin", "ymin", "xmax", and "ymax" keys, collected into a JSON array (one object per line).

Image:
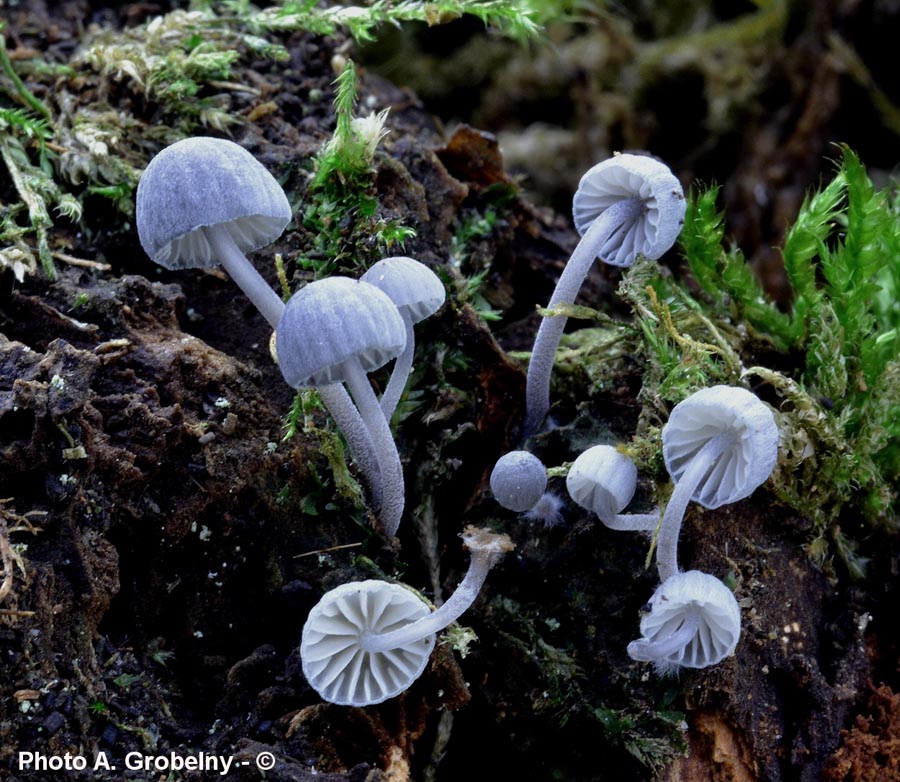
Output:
[
  {"xmin": 361, "ymin": 540, "xmax": 505, "ymax": 653},
  {"xmin": 523, "ymin": 197, "xmax": 645, "ymax": 439},
  {"xmin": 317, "ymin": 385, "xmax": 383, "ymax": 510},
  {"xmin": 342, "ymin": 359, "xmax": 405, "ymax": 537},
  {"xmin": 204, "ymin": 225, "xmax": 285, "ymax": 330},
  {"xmin": 656, "ymin": 433, "xmax": 732, "ymax": 582},
  {"xmin": 200, "ymin": 239, "xmax": 385, "ymax": 509},
  {"xmin": 380, "ymin": 315, "xmax": 415, "ymax": 421},
  {"xmin": 599, "ymin": 511, "xmax": 660, "ymax": 532},
  {"xmin": 627, "ymin": 605, "xmax": 700, "ymax": 661}
]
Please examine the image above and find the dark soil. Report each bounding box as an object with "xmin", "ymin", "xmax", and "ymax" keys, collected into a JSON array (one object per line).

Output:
[{"xmin": 2, "ymin": 2, "xmax": 900, "ymax": 782}]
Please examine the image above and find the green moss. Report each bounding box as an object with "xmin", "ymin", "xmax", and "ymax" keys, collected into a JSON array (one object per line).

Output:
[
  {"xmin": 1, "ymin": 3, "xmax": 540, "ymax": 281},
  {"xmin": 631, "ymin": 146, "xmax": 900, "ymax": 576}
]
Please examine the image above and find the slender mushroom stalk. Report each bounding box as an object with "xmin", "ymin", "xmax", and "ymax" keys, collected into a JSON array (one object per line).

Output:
[
  {"xmin": 300, "ymin": 527, "xmax": 514, "ymax": 706},
  {"xmin": 202, "ymin": 224, "xmax": 284, "ymax": 328},
  {"xmin": 524, "ymin": 154, "xmax": 685, "ymax": 438},
  {"xmin": 566, "ymin": 444, "xmax": 659, "ymax": 531},
  {"xmin": 360, "ymin": 256, "xmax": 446, "ymax": 421},
  {"xmin": 277, "ymin": 277, "xmax": 407, "ymax": 536},
  {"xmin": 655, "ymin": 386, "xmax": 780, "ymax": 582},
  {"xmin": 627, "ymin": 570, "xmax": 741, "ymax": 674},
  {"xmin": 361, "ymin": 527, "xmax": 515, "ymax": 654},
  {"xmin": 656, "ymin": 432, "xmax": 731, "ymax": 581}
]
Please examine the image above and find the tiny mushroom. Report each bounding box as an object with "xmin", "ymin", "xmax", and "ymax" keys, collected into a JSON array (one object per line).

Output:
[
  {"xmin": 656, "ymin": 385, "xmax": 779, "ymax": 582},
  {"xmin": 300, "ymin": 527, "xmax": 515, "ymax": 706},
  {"xmin": 136, "ymin": 136, "xmax": 290, "ymax": 329},
  {"xmin": 566, "ymin": 444, "xmax": 659, "ymax": 531},
  {"xmin": 490, "ymin": 450, "xmax": 548, "ymax": 513},
  {"xmin": 277, "ymin": 277, "xmax": 407, "ymax": 536},
  {"xmin": 360, "ymin": 256, "xmax": 446, "ymax": 420},
  {"xmin": 524, "ymin": 153, "xmax": 686, "ymax": 437},
  {"xmin": 627, "ymin": 570, "xmax": 741, "ymax": 675}
]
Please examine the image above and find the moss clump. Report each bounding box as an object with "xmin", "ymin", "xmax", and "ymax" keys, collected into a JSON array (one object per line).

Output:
[{"xmin": 620, "ymin": 146, "xmax": 900, "ymax": 576}]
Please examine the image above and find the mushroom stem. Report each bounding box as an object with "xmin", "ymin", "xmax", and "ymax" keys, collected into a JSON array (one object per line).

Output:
[
  {"xmin": 627, "ymin": 605, "xmax": 701, "ymax": 661},
  {"xmin": 362, "ymin": 545, "xmax": 500, "ymax": 654},
  {"xmin": 599, "ymin": 512, "xmax": 660, "ymax": 532},
  {"xmin": 204, "ymin": 224, "xmax": 285, "ymax": 329},
  {"xmin": 524, "ymin": 197, "xmax": 645, "ymax": 438},
  {"xmin": 656, "ymin": 432, "xmax": 732, "ymax": 582},
  {"xmin": 380, "ymin": 315, "xmax": 415, "ymax": 421},
  {"xmin": 317, "ymin": 384, "xmax": 383, "ymax": 510},
  {"xmin": 207, "ymin": 255, "xmax": 384, "ymax": 509},
  {"xmin": 342, "ymin": 359, "xmax": 405, "ymax": 537}
]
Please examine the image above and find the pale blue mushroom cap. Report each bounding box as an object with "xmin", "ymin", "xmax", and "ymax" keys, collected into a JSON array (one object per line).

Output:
[
  {"xmin": 136, "ymin": 137, "xmax": 292, "ymax": 269},
  {"xmin": 276, "ymin": 277, "xmax": 406, "ymax": 388},
  {"xmin": 361, "ymin": 256, "xmax": 446, "ymax": 323},
  {"xmin": 572, "ymin": 153, "xmax": 685, "ymax": 268}
]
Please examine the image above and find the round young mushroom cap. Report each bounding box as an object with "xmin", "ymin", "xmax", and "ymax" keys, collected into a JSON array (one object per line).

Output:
[
  {"xmin": 662, "ymin": 385, "xmax": 779, "ymax": 509},
  {"xmin": 490, "ymin": 451, "xmax": 548, "ymax": 512},
  {"xmin": 360, "ymin": 256, "xmax": 446, "ymax": 323},
  {"xmin": 136, "ymin": 136, "xmax": 292, "ymax": 269},
  {"xmin": 276, "ymin": 277, "xmax": 406, "ymax": 388},
  {"xmin": 628, "ymin": 570, "xmax": 741, "ymax": 672},
  {"xmin": 566, "ymin": 445, "xmax": 637, "ymax": 519},
  {"xmin": 572, "ymin": 153, "xmax": 685, "ymax": 267},
  {"xmin": 300, "ymin": 580, "xmax": 436, "ymax": 706}
]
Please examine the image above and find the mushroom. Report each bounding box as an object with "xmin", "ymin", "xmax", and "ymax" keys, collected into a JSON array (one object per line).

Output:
[
  {"xmin": 490, "ymin": 450, "xmax": 548, "ymax": 513},
  {"xmin": 360, "ymin": 256, "xmax": 446, "ymax": 421},
  {"xmin": 566, "ymin": 444, "xmax": 659, "ymax": 531},
  {"xmin": 300, "ymin": 526, "xmax": 514, "ymax": 706},
  {"xmin": 276, "ymin": 277, "xmax": 407, "ymax": 536},
  {"xmin": 137, "ymin": 138, "xmax": 382, "ymax": 503},
  {"xmin": 523, "ymin": 153, "xmax": 685, "ymax": 437},
  {"xmin": 627, "ymin": 570, "xmax": 741, "ymax": 674},
  {"xmin": 136, "ymin": 136, "xmax": 290, "ymax": 329},
  {"xmin": 656, "ymin": 385, "xmax": 779, "ymax": 582},
  {"xmin": 300, "ymin": 579, "xmax": 436, "ymax": 706}
]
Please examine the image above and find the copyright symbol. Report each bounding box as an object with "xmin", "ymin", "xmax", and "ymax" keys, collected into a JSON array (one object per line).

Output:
[{"xmin": 256, "ymin": 751, "xmax": 276, "ymax": 771}]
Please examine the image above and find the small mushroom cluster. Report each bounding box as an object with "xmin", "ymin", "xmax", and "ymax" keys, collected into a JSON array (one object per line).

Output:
[
  {"xmin": 135, "ymin": 134, "xmax": 771, "ymax": 712},
  {"xmin": 566, "ymin": 386, "xmax": 779, "ymax": 674},
  {"xmin": 136, "ymin": 136, "xmax": 513, "ymax": 708}
]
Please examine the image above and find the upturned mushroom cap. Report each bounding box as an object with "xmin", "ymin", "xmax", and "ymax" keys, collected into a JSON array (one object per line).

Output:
[
  {"xmin": 572, "ymin": 153, "xmax": 685, "ymax": 267},
  {"xmin": 276, "ymin": 277, "xmax": 406, "ymax": 388},
  {"xmin": 300, "ymin": 580, "xmax": 436, "ymax": 706},
  {"xmin": 629, "ymin": 570, "xmax": 741, "ymax": 670},
  {"xmin": 136, "ymin": 136, "xmax": 292, "ymax": 269},
  {"xmin": 566, "ymin": 445, "xmax": 637, "ymax": 519},
  {"xmin": 662, "ymin": 385, "xmax": 779, "ymax": 509},
  {"xmin": 360, "ymin": 256, "xmax": 446, "ymax": 323},
  {"xmin": 490, "ymin": 451, "xmax": 547, "ymax": 512}
]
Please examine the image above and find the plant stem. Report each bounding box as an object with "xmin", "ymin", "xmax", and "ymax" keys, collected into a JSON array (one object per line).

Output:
[{"xmin": 0, "ymin": 22, "xmax": 52, "ymax": 122}]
